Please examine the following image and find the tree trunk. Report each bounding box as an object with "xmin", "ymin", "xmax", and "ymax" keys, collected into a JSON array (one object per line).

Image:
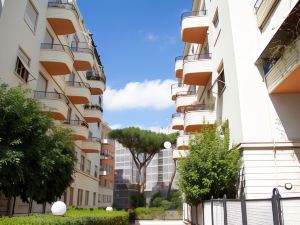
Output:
[
  {"xmin": 42, "ymin": 202, "xmax": 46, "ymax": 214},
  {"xmin": 28, "ymin": 199, "xmax": 33, "ymax": 215},
  {"xmin": 135, "ymin": 167, "xmax": 142, "ymax": 208},
  {"xmin": 11, "ymin": 196, "xmax": 16, "ymax": 216},
  {"xmin": 167, "ymin": 159, "xmax": 177, "ymax": 198}
]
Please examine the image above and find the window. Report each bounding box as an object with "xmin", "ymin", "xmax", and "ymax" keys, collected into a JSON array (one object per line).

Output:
[
  {"xmin": 15, "ymin": 48, "xmax": 30, "ymax": 82},
  {"xmin": 85, "ymin": 191, "xmax": 89, "ymax": 206},
  {"xmin": 217, "ymin": 69, "xmax": 226, "ymax": 96},
  {"xmin": 94, "ymin": 165, "xmax": 98, "ymax": 178},
  {"xmin": 212, "ymin": 9, "xmax": 219, "ymax": 28},
  {"xmin": 24, "ymin": 0, "xmax": 38, "ymax": 33},
  {"xmin": 77, "ymin": 189, "xmax": 83, "ymax": 206},
  {"xmin": 80, "ymin": 155, "xmax": 85, "ymax": 171},
  {"xmin": 69, "ymin": 187, "xmax": 74, "ymax": 205},
  {"xmin": 86, "ymin": 160, "xmax": 91, "ymax": 175},
  {"xmin": 93, "ymin": 192, "xmax": 96, "ymax": 206}
]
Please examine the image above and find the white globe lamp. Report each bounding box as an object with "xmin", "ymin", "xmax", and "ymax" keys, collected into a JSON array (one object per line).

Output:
[
  {"xmin": 106, "ymin": 206, "xmax": 113, "ymax": 212},
  {"xmin": 164, "ymin": 141, "xmax": 172, "ymax": 149},
  {"xmin": 51, "ymin": 201, "xmax": 67, "ymax": 216}
]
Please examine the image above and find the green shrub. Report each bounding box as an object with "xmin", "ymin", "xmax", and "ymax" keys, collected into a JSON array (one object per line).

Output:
[
  {"xmin": 150, "ymin": 191, "xmax": 182, "ymax": 210},
  {"xmin": 0, "ymin": 209, "xmax": 128, "ymax": 225},
  {"xmin": 135, "ymin": 207, "xmax": 165, "ymax": 220}
]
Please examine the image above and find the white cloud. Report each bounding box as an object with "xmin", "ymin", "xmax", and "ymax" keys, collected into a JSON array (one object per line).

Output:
[
  {"xmin": 145, "ymin": 33, "xmax": 159, "ymax": 41},
  {"xmin": 104, "ymin": 79, "xmax": 175, "ymax": 111},
  {"xmin": 110, "ymin": 124, "xmax": 122, "ymax": 130}
]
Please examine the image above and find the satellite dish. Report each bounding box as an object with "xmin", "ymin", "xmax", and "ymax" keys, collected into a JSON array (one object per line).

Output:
[{"xmin": 164, "ymin": 141, "xmax": 172, "ymax": 149}]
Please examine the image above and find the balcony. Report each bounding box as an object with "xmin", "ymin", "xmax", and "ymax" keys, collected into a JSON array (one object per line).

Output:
[
  {"xmin": 254, "ymin": 0, "xmax": 279, "ymax": 28},
  {"xmin": 86, "ymin": 71, "xmax": 106, "ymax": 95},
  {"xmin": 34, "ymin": 91, "xmax": 69, "ymax": 120},
  {"xmin": 176, "ymin": 134, "xmax": 190, "ymax": 150},
  {"xmin": 183, "ymin": 54, "xmax": 212, "ymax": 85},
  {"xmin": 82, "ymin": 137, "xmax": 101, "ymax": 153},
  {"xmin": 171, "ymin": 83, "xmax": 188, "ymax": 101},
  {"xmin": 83, "ymin": 104, "xmax": 103, "ymax": 123},
  {"xmin": 47, "ymin": 2, "xmax": 80, "ymax": 35},
  {"xmin": 71, "ymin": 42, "xmax": 94, "ymax": 71},
  {"xmin": 171, "ymin": 113, "xmax": 184, "ymax": 130},
  {"xmin": 181, "ymin": 11, "xmax": 209, "ymax": 44},
  {"xmin": 184, "ymin": 105, "xmax": 216, "ymax": 132},
  {"xmin": 175, "ymin": 91, "xmax": 197, "ymax": 113},
  {"xmin": 102, "ymin": 138, "xmax": 115, "ymax": 146},
  {"xmin": 40, "ymin": 43, "xmax": 73, "ymax": 76},
  {"xmin": 65, "ymin": 81, "xmax": 91, "ymax": 104},
  {"xmin": 265, "ymin": 36, "xmax": 300, "ymax": 94},
  {"xmin": 173, "ymin": 150, "xmax": 189, "ymax": 160},
  {"xmin": 175, "ymin": 56, "xmax": 184, "ymax": 78},
  {"xmin": 63, "ymin": 120, "xmax": 89, "ymax": 140}
]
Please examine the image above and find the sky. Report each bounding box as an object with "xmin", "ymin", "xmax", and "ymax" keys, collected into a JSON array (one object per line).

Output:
[{"xmin": 77, "ymin": 0, "xmax": 191, "ymax": 132}]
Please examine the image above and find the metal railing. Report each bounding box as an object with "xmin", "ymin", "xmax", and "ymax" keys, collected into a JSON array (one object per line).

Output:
[
  {"xmin": 254, "ymin": 0, "xmax": 264, "ymax": 11},
  {"xmin": 86, "ymin": 137, "xmax": 101, "ymax": 142},
  {"xmin": 172, "ymin": 113, "xmax": 184, "ymax": 118},
  {"xmin": 171, "ymin": 83, "xmax": 185, "ymax": 89},
  {"xmin": 40, "ymin": 43, "xmax": 74, "ymax": 58},
  {"xmin": 86, "ymin": 71, "xmax": 106, "ymax": 83},
  {"xmin": 65, "ymin": 81, "xmax": 91, "ymax": 89},
  {"xmin": 183, "ymin": 53, "xmax": 212, "ymax": 63},
  {"xmin": 181, "ymin": 10, "xmax": 207, "ymax": 20},
  {"xmin": 84, "ymin": 104, "xmax": 103, "ymax": 112},
  {"xmin": 33, "ymin": 91, "xmax": 69, "ymax": 104},
  {"xmin": 47, "ymin": 1, "xmax": 80, "ymax": 19},
  {"xmin": 176, "ymin": 90, "xmax": 197, "ymax": 97},
  {"xmin": 175, "ymin": 56, "xmax": 183, "ymax": 62},
  {"xmin": 63, "ymin": 120, "xmax": 89, "ymax": 128},
  {"xmin": 71, "ymin": 42, "xmax": 94, "ymax": 56},
  {"xmin": 184, "ymin": 104, "xmax": 212, "ymax": 112}
]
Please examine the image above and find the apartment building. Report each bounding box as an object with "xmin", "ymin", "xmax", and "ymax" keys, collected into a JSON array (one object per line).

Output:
[
  {"xmin": 114, "ymin": 142, "xmax": 138, "ymax": 209},
  {"xmin": 145, "ymin": 148, "xmax": 179, "ymax": 201},
  {"xmin": 172, "ymin": 0, "xmax": 300, "ymax": 199},
  {"xmin": 0, "ymin": 0, "xmax": 107, "ymax": 213},
  {"xmin": 98, "ymin": 123, "xmax": 115, "ymax": 208},
  {"xmin": 114, "ymin": 142, "xmax": 179, "ymax": 209}
]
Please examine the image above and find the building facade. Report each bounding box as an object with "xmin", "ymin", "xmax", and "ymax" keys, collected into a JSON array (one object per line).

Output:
[
  {"xmin": 98, "ymin": 123, "xmax": 115, "ymax": 208},
  {"xmin": 114, "ymin": 142, "xmax": 178, "ymax": 209},
  {"xmin": 0, "ymin": 0, "xmax": 108, "ymax": 213},
  {"xmin": 172, "ymin": 0, "xmax": 300, "ymax": 199}
]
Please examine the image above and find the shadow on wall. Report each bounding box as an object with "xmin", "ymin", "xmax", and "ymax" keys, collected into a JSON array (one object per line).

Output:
[{"xmin": 270, "ymin": 93, "xmax": 300, "ymax": 142}]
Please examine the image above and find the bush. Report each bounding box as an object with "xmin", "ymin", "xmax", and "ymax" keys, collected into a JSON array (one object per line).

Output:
[
  {"xmin": 150, "ymin": 191, "xmax": 182, "ymax": 210},
  {"xmin": 130, "ymin": 192, "xmax": 146, "ymax": 208},
  {"xmin": 135, "ymin": 207, "xmax": 165, "ymax": 220},
  {"xmin": 0, "ymin": 209, "xmax": 129, "ymax": 225}
]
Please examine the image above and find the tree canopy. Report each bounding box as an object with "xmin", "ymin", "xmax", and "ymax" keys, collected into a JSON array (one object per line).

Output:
[
  {"xmin": 178, "ymin": 122, "xmax": 241, "ymax": 205},
  {"xmin": 0, "ymin": 85, "xmax": 76, "ymax": 212}
]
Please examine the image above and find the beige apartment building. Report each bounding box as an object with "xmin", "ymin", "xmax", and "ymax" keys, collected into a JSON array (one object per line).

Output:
[
  {"xmin": 172, "ymin": 0, "xmax": 300, "ymax": 199},
  {"xmin": 0, "ymin": 0, "xmax": 111, "ymax": 213}
]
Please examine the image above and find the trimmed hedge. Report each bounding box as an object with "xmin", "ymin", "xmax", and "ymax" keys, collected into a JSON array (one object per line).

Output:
[{"xmin": 0, "ymin": 209, "xmax": 129, "ymax": 225}]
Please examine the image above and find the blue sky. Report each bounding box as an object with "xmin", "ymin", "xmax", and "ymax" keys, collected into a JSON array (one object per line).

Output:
[{"xmin": 77, "ymin": 0, "xmax": 191, "ymax": 131}]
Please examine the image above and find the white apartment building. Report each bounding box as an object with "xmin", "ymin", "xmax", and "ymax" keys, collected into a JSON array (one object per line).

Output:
[
  {"xmin": 0, "ymin": 0, "xmax": 108, "ymax": 213},
  {"xmin": 172, "ymin": 0, "xmax": 300, "ymax": 199}
]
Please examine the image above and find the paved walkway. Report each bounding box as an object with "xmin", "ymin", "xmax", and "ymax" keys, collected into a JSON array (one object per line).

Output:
[{"xmin": 134, "ymin": 220, "xmax": 186, "ymax": 225}]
